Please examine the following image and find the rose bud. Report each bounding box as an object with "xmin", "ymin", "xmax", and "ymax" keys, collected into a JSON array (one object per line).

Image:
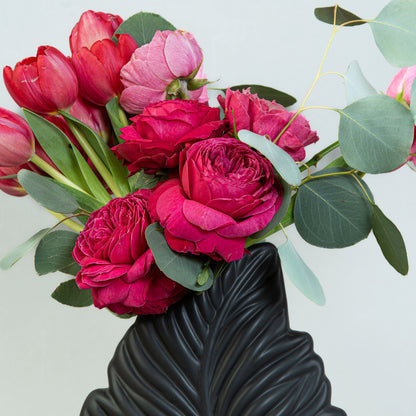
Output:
[
  {"xmin": 386, "ymin": 66, "xmax": 416, "ymax": 104},
  {"xmin": 218, "ymin": 88, "xmax": 319, "ymax": 161},
  {"xmin": 73, "ymin": 189, "xmax": 187, "ymax": 315},
  {"xmin": 120, "ymin": 30, "xmax": 207, "ymax": 114},
  {"xmin": 149, "ymin": 138, "xmax": 283, "ymax": 262},
  {"xmin": 0, "ymin": 108, "xmax": 35, "ymax": 167},
  {"xmin": 70, "ymin": 10, "xmax": 123, "ymax": 53},
  {"xmin": 114, "ymin": 100, "xmax": 226, "ymax": 174},
  {"xmin": 3, "ymin": 46, "xmax": 79, "ymax": 114},
  {"xmin": 0, "ymin": 166, "xmax": 27, "ymax": 196},
  {"xmin": 72, "ymin": 34, "xmax": 137, "ymax": 106}
]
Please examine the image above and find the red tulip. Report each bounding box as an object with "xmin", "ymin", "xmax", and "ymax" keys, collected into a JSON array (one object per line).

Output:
[
  {"xmin": 0, "ymin": 166, "xmax": 27, "ymax": 196},
  {"xmin": 3, "ymin": 46, "xmax": 79, "ymax": 114},
  {"xmin": 70, "ymin": 10, "xmax": 123, "ymax": 53}
]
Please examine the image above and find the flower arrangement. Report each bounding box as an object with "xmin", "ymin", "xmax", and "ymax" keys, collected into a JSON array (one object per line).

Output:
[{"xmin": 1, "ymin": 0, "xmax": 416, "ymax": 414}]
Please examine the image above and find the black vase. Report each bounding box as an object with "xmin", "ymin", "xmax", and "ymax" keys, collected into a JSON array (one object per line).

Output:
[{"xmin": 80, "ymin": 243, "xmax": 346, "ymax": 416}]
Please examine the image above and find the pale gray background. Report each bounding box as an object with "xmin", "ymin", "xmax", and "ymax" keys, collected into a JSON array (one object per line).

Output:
[{"xmin": 0, "ymin": 0, "xmax": 415, "ymax": 415}]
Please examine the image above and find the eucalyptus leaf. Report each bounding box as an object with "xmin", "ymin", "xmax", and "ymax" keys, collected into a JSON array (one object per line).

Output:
[
  {"xmin": 18, "ymin": 170, "xmax": 80, "ymax": 214},
  {"xmin": 145, "ymin": 223, "xmax": 213, "ymax": 291},
  {"xmin": 370, "ymin": 0, "xmax": 416, "ymax": 67},
  {"xmin": 372, "ymin": 205, "xmax": 408, "ymax": 275},
  {"xmin": 324, "ymin": 155, "xmax": 351, "ymax": 169},
  {"xmin": 23, "ymin": 109, "xmax": 88, "ymax": 189},
  {"xmin": 344, "ymin": 61, "xmax": 377, "ymax": 104},
  {"xmin": 114, "ymin": 12, "xmax": 176, "ymax": 47},
  {"xmin": 338, "ymin": 95, "xmax": 414, "ymax": 173},
  {"xmin": 51, "ymin": 279, "xmax": 93, "ymax": 307},
  {"xmin": 314, "ymin": 6, "xmax": 364, "ymax": 26},
  {"xmin": 410, "ymin": 80, "xmax": 416, "ymax": 123},
  {"xmin": 238, "ymin": 130, "xmax": 301, "ymax": 186},
  {"xmin": 0, "ymin": 228, "xmax": 49, "ymax": 270},
  {"xmin": 294, "ymin": 168, "xmax": 373, "ymax": 248},
  {"xmin": 105, "ymin": 97, "xmax": 126, "ymax": 145},
  {"xmin": 60, "ymin": 111, "xmax": 130, "ymax": 196},
  {"xmin": 35, "ymin": 230, "xmax": 80, "ymax": 276},
  {"xmin": 278, "ymin": 240, "xmax": 325, "ymax": 305},
  {"xmin": 226, "ymin": 84, "xmax": 296, "ymax": 107},
  {"xmin": 55, "ymin": 181, "xmax": 104, "ymax": 213}
]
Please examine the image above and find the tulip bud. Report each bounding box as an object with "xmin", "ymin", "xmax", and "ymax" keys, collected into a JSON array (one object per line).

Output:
[
  {"xmin": 0, "ymin": 108, "xmax": 35, "ymax": 167},
  {"xmin": 70, "ymin": 10, "xmax": 123, "ymax": 53},
  {"xmin": 0, "ymin": 166, "xmax": 27, "ymax": 197},
  {"xmin": 3, "ymin": 46, "xmax": 79, "ymax": 114}
]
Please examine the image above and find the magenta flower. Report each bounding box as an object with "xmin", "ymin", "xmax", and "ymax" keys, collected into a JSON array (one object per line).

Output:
[
  {"xmin": 120, "ymin": 30, "xmax": 207, "ymax": 114},
  {"xmin": 3, "ymin": 46, "xmax": 79, "ymax": 114}
]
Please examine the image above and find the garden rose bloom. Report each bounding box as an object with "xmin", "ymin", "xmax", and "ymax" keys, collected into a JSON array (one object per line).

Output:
[
  {"xmin": 3, "ymin": 46, "xmax": 78, "ymax": 114},
  {"xmin": 120, "ymin": 30, "xmax": 207, "ymax": 114},
  {"xmin": 149, "ymin": 138, "xmax": 283, "ymax": 262},
  {"xmin": 0, "ymin": 108, "xmax": 35, "ymax": 166},
  {"xmin": 114, "ymin": 100, "xmax": 226, "ymax": 174},
  {"xmin": 387, "ymin": 66, "xmax": 416, "ymax": 166},
  {"xmin": 70, "ymin": 10, "xmax": 123, "ymax": 53},
  {"xmin": 73, "ymin": 189, "xmax": 186, "ymax": 315},
  {"xmin": 72, "ymin": 34, "xmax": 137, "ymax": 106},
  {"xmin": 218, "ymin": 88, "xmax": 319, "ymax": 161}
]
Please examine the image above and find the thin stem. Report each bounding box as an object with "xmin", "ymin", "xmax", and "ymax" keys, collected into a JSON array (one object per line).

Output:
[
  {"xmin": 46, "ymin": 210, "xmax": 85, "ymax": 233},
  {"xmin": 347, "ymin": 173, "xmax": 374, "ymax": 204},
  {"xmin": 301, "ymin": 169, "xmax": 355, "ymax": 185},
  {"xmin": 67, "ymin": 121, "xmax": 123, "ymax": 197},
  {"xmin": 30, "ymin": 154, "xmax": 87, "ymax": 194}
]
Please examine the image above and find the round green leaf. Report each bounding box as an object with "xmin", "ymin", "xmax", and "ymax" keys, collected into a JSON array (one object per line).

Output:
[
  {"xmin": 370, "ymin": 0, "xmax": 416, "ymax": 67},
  {"xmin": 344, "ymin": 60, "xmax": 377, "ymax": 105},
  {"xmin": 294, "ymin": 168, "xmax": 373, "ymax": 248},
  {"xmin": 338, "ymin": 95, "xmax": 414, "ymax": 173},
  {"xmin": 51, "ymin": 279, "xmax": 93, "ymax": 307},
  {"xmin": 314, "ymin": 6, "xmax": 364, "ymax": 26}
]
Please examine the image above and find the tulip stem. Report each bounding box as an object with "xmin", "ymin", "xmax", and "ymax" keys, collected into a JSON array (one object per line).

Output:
[
  {"xmin": 30, "ymin": 154, "xmax": 87, "ymax": 194},
  {"xmin": 66, "ymin": 121, "xmax": 123, "ymax": 198}
]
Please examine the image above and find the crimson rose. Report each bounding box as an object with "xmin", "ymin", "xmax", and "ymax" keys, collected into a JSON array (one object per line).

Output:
[
  {"xmin": 114, "ymin": 100, "xmax": 226, "ymax": 174},
  {"xmin": 149, "ymin": 137, "xmax": 283, "ymax": 262},
  {"xmin": 218, "ymin": 88, "xmax": 318, "ymax": 161},
  {"xmin": 73, "ymin": 189, "xmax": 187, "ymax": 315}
]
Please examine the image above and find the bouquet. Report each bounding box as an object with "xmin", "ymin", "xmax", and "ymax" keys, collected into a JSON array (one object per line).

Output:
[{"xmin": 1, "ymin": 1, "xmax": 415, "ymax": 415}]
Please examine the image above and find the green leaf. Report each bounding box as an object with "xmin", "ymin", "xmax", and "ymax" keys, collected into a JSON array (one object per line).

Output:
[
  {"xmin": 410, "ymin": 79, "xmax": 416, "ymax": 123},
  {"xmin": 344, "ymin": 61, "xmax": 377, "ymax": 104},
  {"xmin": 197, "ymin": 266, "xmax": 210, "ymax": 286},
  {"xmin": 114, "ymin": 12, "xmax": 176, "ymax": 47},
  {"xmin": 372, "ymin": 205, "xmax": 408, "ymax": 275},
  {"xmin": 314, "ymin": 5, "xmax": 364, "ymax": 26},
  {"xmin": 0, "ymin": 228, "xmax": 49, "ymax": 270},
  {"xmin": 338, "ymin": 94, "xmax": 414, "ymax": 173},
  {"xmin": 294, "ymin": 168, "xmax": 373, "ymax": 248},
  {"xmin": 60, "ymin": 111, "xmax": 130, "ymax": 196},
  {"xmin": 35, "ymin": 230, "xmax": 80, "ymax": 276},
  {"xmin": 323, "ymin": 155, "xmax": 350, "ymax": 169},
  {"xmin": 227, "ymin": 84, "xmax": 296, "ymax": 107},
  {"xmin": 238, "ymin": 130, "xmax": 301, "ymax": 186},
  {"xmin": 145, "ymin": 223, "xmax": 214, "ymax": 291},
  {"xmin": 105, "ymin": 97, "xmax": 126, "ymax": 145},
  {"xmin": 130, "ymin": 170, "xmax": 165, "ymax": 191},
  {"xmin": 18, "ymin": 170, "xmax": 80, "ymax": 213},
  {"xmin": 370, "ymin": 0, "xmax": 416, "ymax": 67},
  {"xmin": 278, "ymin": 240, "xmax": 325, "ymax": 305},
  {"xmin": 51, "ymin": 279, "xmax": 93, "ymax": 307},
  {"xmin": 22, "ymin": 109, "xmax": 88, "ymax": 189},
  {"xmin": 55, "ymin": 181, "xmax": 104, "ymax": 213}
]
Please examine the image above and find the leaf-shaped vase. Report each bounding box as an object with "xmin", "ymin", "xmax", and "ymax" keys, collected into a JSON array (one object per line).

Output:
[{"xmin": 80, "ymin": 243, "xmax": 346, "ymax": 416}]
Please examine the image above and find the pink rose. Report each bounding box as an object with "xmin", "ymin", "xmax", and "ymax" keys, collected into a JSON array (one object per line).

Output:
[
  {"xmin": 218, "ymin": 88, "xmax": 319, "ymax": 161},
  {"xmin": 73, "ymin": 189, "xmax": 187, "ymax": 315},
  {"xmin": 114, "ymin": 100, "xmax": 226, "ymax": 174},
  {"xmin": 149, "ymin": 138, "xmax": 283, "ymax": 262},
  {"xmin": 120, "ymin": 30, "xmax": 207, "ymax": 114}
]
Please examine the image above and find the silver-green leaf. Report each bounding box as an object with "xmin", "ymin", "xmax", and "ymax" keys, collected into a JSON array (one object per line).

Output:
[{"xmin": 344, "ymin": 60, "xmax": 377, "ymax": 105}]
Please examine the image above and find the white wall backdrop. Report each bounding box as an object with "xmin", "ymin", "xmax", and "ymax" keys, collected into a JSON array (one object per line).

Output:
[{"xmin": 0, "ymin": 0, "xmax": 415, "ymax": 415}]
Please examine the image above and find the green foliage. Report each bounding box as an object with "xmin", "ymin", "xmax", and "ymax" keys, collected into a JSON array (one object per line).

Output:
[
  {"xmin": 278, "ymin": 240, "xmax": 325, "ymax": 305},
  {"xmin": 51, "ymin": 279, "xmax": 93, "ymax": 307},
  {"xmin": 294, "ymin": 168, "xmax": 373, "ymax": 248},
  {"xmin": 226, "ymin": 84, "xmax": 296, "ymax": 107},
  {"xmin": 370, "ymin": 0, "xmax": 416, "ymax": 67},
  {"xmin": 372, "ymin": 205, "xmax": 408, "ymax": 275},
  {"xmin": 410, "ymin": 81, "xmax": 416, "ymax": 123},
  {"xmin": 338, "ymin": 95, "xmax": 414, "ymax": 173},
  {"xmin": 145, "ymin": 223, "xmax": 214, "ymax": 291},
  {"xmin": 314, "ymin": 5, "xmax": 364, "ymax": 26},
  {"xmin": 344, "ymin": 60, "xmax": 377, "ymax": 104},
  {"xmin": 106, "ymin": 97, "xmax": 126, "ymax": 145},
  {"xmin": 35, "ymin": 230, "xmax": 80, "ymax": 276},
  {"xmin": 114, "ymin": 12, "xmax": 176, "ymax": 47}
]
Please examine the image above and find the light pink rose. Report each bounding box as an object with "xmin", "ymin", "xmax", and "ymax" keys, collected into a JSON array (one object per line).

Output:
[
  {"xmin": 149, "ymin": 138, "xmax": 283, "ymax": 262},
  {"xmin": 120, "ymin": 30, "xmax": 207, "ymax": 114},
  {"xmin": 218, "ymin": 88, "xmax": 319, "ymax": 161},
  {"xmin": 73, "ymin": 189, "xmax": 187, "ymax": 315}
]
